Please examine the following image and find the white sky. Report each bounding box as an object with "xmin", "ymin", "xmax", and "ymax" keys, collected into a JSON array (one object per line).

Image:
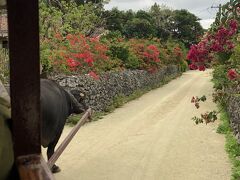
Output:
[{"xmin": 105, "ymin": 0, "xmax": 230, "ymax": 29}]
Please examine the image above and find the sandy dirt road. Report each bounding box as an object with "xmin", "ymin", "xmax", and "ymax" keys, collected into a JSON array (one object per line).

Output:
[{"xmin": 45, "ymin": 70, "xmax": 231, "ymax": 180}]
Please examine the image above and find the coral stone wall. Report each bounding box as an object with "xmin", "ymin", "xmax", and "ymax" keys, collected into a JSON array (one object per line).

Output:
[
  {"xmin": 227, "ymin": 86, "xmax": 240, "ymax": 143},
  {"xmin": 52, "ymin": 65, "xmax": 179, "ymax": 111}
]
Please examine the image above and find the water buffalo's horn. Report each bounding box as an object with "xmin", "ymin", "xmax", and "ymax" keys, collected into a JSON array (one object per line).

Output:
[{"xmin": 67, "ymin": 91, "xmax": 86, "ymax": 113}]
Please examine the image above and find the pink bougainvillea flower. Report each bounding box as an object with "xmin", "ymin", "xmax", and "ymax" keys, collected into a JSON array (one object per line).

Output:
[
  {"xmin": 226, "ymin": 40, "xmax": 235, "ymax": 50},
  {"xmin": 189, "ymin": 64, "xmax": 198, "ymax": 70},
  {"xmin": 198, "ymin": 65, "xmax": 206, "ymax": 71},
  {"xmin": 227, "ymin": 69, "xmax": 238, "ymax": 80},
  {"xmin": 210, "ymin": 42, "xmax": 224, "ymax": 52},
  {"xmin": 88, "ymin": 71, "xmax": 99, "ymax": 80},
  {"xmin": 229, "ymin": 19, "xmax": 238, "ymax": 31},
  {"xmin": 191, "ymin": 97, "xmax": 195, "ymax": 103}
]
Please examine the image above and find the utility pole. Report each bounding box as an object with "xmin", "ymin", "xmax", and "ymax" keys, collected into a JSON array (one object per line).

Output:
[{"xmin": 211, "ymin": 4, "xmax": 221, "ymax": 9}]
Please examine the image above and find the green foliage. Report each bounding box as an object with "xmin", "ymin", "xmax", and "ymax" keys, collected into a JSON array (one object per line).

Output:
[
  {"xmin": 104, "ymin": 4, "xmax": 203, "ymax": 45},
  {"xmin": 229, "ymin": 43, "xmax": 240, "ymax": 69},
  {"xmin": 179, "ymin": 60, "xmax": 188, "ymax": 72},
  {"xmin": 67, "ymin": 111, "xmax": 107, "ymax": 126},
  {"xmin": 192, "ymin": 111, "xmax": 218, "ymax": 124},
  {"xmin": 101, "ymin": 30, "xmax": 122, "ymax": 40},
  {"xmin": 211, "ymin": 0, "xmax": 240, "ymax": 30},
  {"xmin": 217, "ymin": 107, "xmax": 240, "ymax": 180},
  {"xmin": 123, "ymin": 18, "xmax": 155, "ymax": 38},
  {"xmin": 39, "ymin": 1, "xmax": 192, "ymax": 75},
  {"xmin": 226, "ymin": 130, "xmax": 240, "ymax": 180},
  {"xmin": 104, "ymin": 8, "xmax": 131, "ymax": 33},
  {"xmin": 109, "ymin": 44, "xmax": 129, "ymax": 62},
  {"xmin": 217, "ymin": 108, "xmax": 230, "ymax": 134},
  {"xmin": 39, "ymin": 0, "xmax": 103, "ymax": 38},
  {"xmin": 212, "ymin": 65, "xmax": 229, "ymax": 90},
  {"xmin": 172, "ymin": 9, "xmax": 204, "ymax": 47},
  {"xmin": 39, "ymin": 1, "xmax": 63, "ymax": 38},
  {"xmin": 124, "ymin": 53, "xmax": 140, "ymax": 69},
  {"xmin": 105, "ymin": 94, "xmax": 126, "ymax": 112},
  {"xmin": 191, "ymin": 95, "xmax": 220, "ymax": 124},
  {"xmin": 61, "ymin": 2, "xmax": 102, "ymax": 35},
  {"xmin": 68, "ymin": 0, "xmax": 109, "ymax": 6},
  {"xmin": 149, "ymin": 3, "xmax": 174, "ymax": 41},
  {"xmin": 106, "ymin": 39, "xmax": 140, "ymax": 69},
  {"xmin": 39, "ymin": 0, "xmax": 106, "ymax": 73},
  {"xmin": 216, "ymin": 51, "xmax": 233, "ymax": 64},
  {"xmin": 40, "ymin": 40, "xmax": 54, "ymax": 74},
  {"xmin": 67, "ymin": 114, "xmax": 82, "ymax": 125}
]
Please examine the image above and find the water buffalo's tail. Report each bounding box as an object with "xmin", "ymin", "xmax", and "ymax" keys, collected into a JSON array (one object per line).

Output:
[{"xmin": 67, "ymin": 91, "xmax": 87, "ymax": 114}]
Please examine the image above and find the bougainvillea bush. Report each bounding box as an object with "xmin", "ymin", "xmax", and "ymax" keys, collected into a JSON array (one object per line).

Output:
[
  {"xmin": 104, "ymin": 36, "xmax": 188, "ymax": 73},
  {"xmin": 187, "ymin": 0, "xmax": 240, "ymax": 93},
  {"xmin": 187, "ymin": 19, "xmax": 238, "ymax": 71},
  {"xmin": 189, "ymin": 0, "xmax": 240, "ymax": 125},
  {"xmin": 127, "ymin": 38, "xmax": 161, "ymax": 73},
  {"xmin": 41, "ymin": 33, "xmax": 122, "ymax": 79},
  {"xmin": 41, "ymin": 32, "xmax": 188, "ymax": 78}
]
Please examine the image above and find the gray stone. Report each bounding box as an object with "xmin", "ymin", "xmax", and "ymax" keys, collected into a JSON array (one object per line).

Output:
[{"xmin": 52, "ymin": 65, "xmax": 180, "ymax": 112}]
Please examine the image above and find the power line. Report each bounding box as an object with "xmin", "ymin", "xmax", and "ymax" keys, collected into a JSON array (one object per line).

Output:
[{"xmin": 211, "ymin": 5, "xmax": 221, "ymax": 8}]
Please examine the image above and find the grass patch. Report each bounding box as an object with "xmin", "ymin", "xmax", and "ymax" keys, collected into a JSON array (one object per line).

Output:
[
  {"xmin": 217, "ymin": 110, "xmax": 230, "ymax": 134},
  {"xmin": 217, "ymin": 106, "xmax": 240, "ymax": 180},
  {"xmin": 104, "ymin": 73, "xmax": 180, "ymax": 113},
  {"xmin": 67, "ymin": 73, "xmax": 181, "ymax": 126},
  {"xmin": 67, "ymin": 111, "xmax": 108, "ymax": 126}
]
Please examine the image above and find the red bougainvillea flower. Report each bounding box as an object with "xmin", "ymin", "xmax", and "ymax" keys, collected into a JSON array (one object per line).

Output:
[
  {"xmin": 66, "ymin": 58, "xmax": 80, "ymax": 71},
  {"xmin": 147, "ymin": 44, "xmax": 159, "ymax": 51},
  {"xmin": 84, "ymin": 57, "xmax": 94, "ymax": 67},
  {"xmin": 198, "ymin": 65, "xmax": 206, "ymax": 71},
  {"xmin": 145, "ymin": 44, "xmax": 160, "ymax": 63},
  {"xmin": 174, "ymin": 47, "xmax": 183, "ymax": 57},
  {"xmin": 66, "ymin": 34, "xmax": 73, "ymax": 40},
  {"xmin": 88, "ymin": 71, "xmax": 99, "ymax": 80},
  {"xmin": 74, "ymin": 53, "xmax": 87, "ymax": 59},
  {"xmin": 54, "ymin": 33, "xmax": 62, "ymax": 40},
  {"xmin": 227, "ymin": 69, "xmax": 238, "ymax": 80}
]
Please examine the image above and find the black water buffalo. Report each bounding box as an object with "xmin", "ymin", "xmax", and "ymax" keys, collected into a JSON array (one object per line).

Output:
[{"xmin": 41, "ymin": 79, "xmax": 86, "ymax": 173}]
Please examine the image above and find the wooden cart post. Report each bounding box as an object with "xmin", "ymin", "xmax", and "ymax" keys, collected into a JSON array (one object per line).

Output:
[{"xmin": 7, "ymin": 1, "xmax": 54, "ymax": 179}]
